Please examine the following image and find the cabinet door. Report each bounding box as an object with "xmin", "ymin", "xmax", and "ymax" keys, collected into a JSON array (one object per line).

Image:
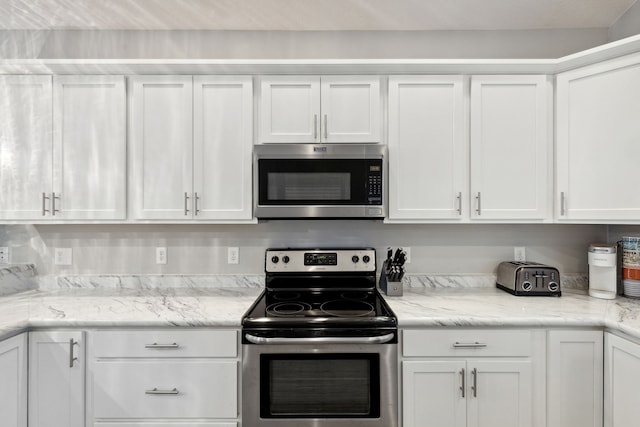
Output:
[
  {"xmin": 0, "ymin": 334, "xmax": 27, "ymax": 427},
  {"xmin": 0, "ymin": 75, "xmax": 53, "ymax": 220},
  {"xmin": 470, "ymin": 75, "xmax": 550, "ymax": 220},
  {"xmin": 605, "ymin": 333, "xmax": 640, "ymax": 427},
  {"xmin": 388, "ymin": 76, "xmax": 467, "ymax": 220},
  {"xmin": 29, "ymin": 331, "xmax": 84, "ymax": 427},
  {"xmin": 402, "ymin": 360, "xmax": 466, "ymax": 427},
  {"xmin": 259, "ymin": 76, "xmax": 320, "ymax": 143},
  {"xmin": 548, "ymin": 330, "xmax": 603, "ymax": 427},
  {"xmin": 466, "ymin": 360, "xmax": 532, "ymax": 427},
  {"xmin": 130, "ymin": 76, "xmax": 193, "ymax": 219},
  {"xmin": 321, "ymin": 76, "xmax": 381, "ymax": 143},
  {"xmin": 53, "ymin": 76, "xmax": 126, "ymax": 220},
  {"xmin": 193, "ymin": 76, "xmax": 253, "ymax": 220},
  {"xmin": 557, "ymin": 53, "xmax": 640, "ymax": 221}
]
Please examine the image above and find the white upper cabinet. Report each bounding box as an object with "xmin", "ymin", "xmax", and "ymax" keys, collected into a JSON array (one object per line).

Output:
[
  {"xmin": 0, "ymin": 75, "xmax": 126, "ymax": 221},
  {"xmin": 388, "ymin": 76, "xmax": 467, "ymax": 220},
  {"xmin": 259, "ymin": 75, "xmax": 381, "ymax": 144},
  {"xmin": 0, "ymin": 76, "xmax": 53, "ymax": 220},
  {"xmin": 557, "ymin": 53, "xmax": 640, "ymax": 222},
  {"xmin": 470, "ymin": 75, "xmax": 550, "ymax": 220},
  {"xmin": 53, "ymin": 75, "xmax": 126, "ymax": 220},
  {"xmin": 193, "ymin": 76, "xmax": 253, "ymax": 220},
  {"xmin": 131, "ymin": 75, "xmax": 253, "ymax": 221},
  {"xmin": 130, "ymin": 75, "xmax": 194, "ymax": 220}
]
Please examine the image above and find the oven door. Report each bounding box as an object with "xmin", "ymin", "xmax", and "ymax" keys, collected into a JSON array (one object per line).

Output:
[
  {"xmin": 242, "ymin": 335, "xmax": 398, "ymax": 427},
  {"xmin": 254, "ymin": 144, "xmax": 386, "ymax": 218}
]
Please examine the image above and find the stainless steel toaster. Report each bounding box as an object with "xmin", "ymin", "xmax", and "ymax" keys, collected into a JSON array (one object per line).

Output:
[{"xmin": 496, "ymin": 261, "xmax": 561, "ymax": 296}]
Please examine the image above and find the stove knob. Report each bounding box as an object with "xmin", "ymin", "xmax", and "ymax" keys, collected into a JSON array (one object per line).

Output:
[
  {"xmin": 352, "ymin": 255, "xmax": 360, "ymax": 263},
  {"xmin": 271, "ymin": 256, "xmax": 279, "ymax": 264},
  {"xmin": 362, "ymin": 255, "xmax": 370, "ymax": 263},
  {"xmin": 282, "ymin": 255, "xmax": 290, "ymax": 264}
]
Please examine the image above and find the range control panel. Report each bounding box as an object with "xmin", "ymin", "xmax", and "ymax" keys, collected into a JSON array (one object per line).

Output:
[{"xmin": 266, "ymin": 249, "xmax": 376, "ymax": 273}]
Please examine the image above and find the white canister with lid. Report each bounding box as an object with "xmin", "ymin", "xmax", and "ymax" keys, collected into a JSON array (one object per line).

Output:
[{"xmin": 588, "ymin": 243, "xmax": 617, "ymax": 299}]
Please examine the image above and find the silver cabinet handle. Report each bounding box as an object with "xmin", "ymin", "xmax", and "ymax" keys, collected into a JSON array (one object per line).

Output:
[
  {"xmin": 194, "ymin": 192, "xmax": 200, "ymax": 216},
  {"xmin": 313, "ymin": 114, "xmax": 318, "ymax": 140},
  {"xmin": 69, "ymin": 338, "xmax": 78, "ymax": 368},
  {"xmin": 456, "ymin": 192, "xmax": 462, "ymax": 215},
  {"xmin": 471, "ymin": 368, "xmax": 478, "ymax": 397},
  {"xmin": 245, "ymin": 332, "xmax": 395, "ymax": 345},
  {"xmin": 184, "ymin": 192, "xmax": 190, "ymax": 216},
  {"xmin": 52, "ymin": 192, "xmax": 60, "ymax": 216},
  {"xmin": 460, "ymin": 368, "xmax": 465, "ymax": 398},
  {"xmin": 145, "ymin": 388, "xmax": 179, "ymax": 395},
  {"xmin": 145, "ymin": 342, "xmax": 180, "ymax": 349},
  {"xmin": 324, "ymin": 114, "xmax": 328, "ymax": 139},
  {"xmin": 475, "ymin": 192, "xmax": 481, "ymax": 215},
  {"xmin": 453, "ymin": 342, "xmax": 487, "ymax": 348},
  {"xmin": 560, "ymin": 191, "xmax": 566, "ymax": 216},
  {"xmin": 42, "ymin": 193, "xmax": 50, "ymax": 216}
]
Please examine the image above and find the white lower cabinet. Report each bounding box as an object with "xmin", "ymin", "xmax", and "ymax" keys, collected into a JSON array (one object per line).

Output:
[
  {"xmin": 89, "ymin": 329, "xmax": 239, "ymax": 427},
  {"xmin": 605, "ymin": 332, "xmax": 640, "ymax": 427},
  {"xmin": 547, "ymin": 330, "xmax": 603, "ymax": 427},
  {"xmin": 402, "ymin": 329, "xmax": 537, "ymax": 427},
  {"xmin": 28, "ymin": 330, "xmax": 85, "ymax": 427},
  {"xmin": 0, "ymin": 333, "xmax": 27, "ymax": 427}
]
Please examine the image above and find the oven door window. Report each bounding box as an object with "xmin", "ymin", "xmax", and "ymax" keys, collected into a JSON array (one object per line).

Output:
[
  {"xmin": 258, "ymin": 159, "xmax": 381, "ymax": 205},
  {"xmin": 260, "ymin": 353, "xmax": 380, "ymax": 418}
]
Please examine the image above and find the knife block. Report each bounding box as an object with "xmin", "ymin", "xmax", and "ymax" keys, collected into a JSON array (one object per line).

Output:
[{"xmin": 379, "ymin": 261, "xmax": 403, "ymax": 296}]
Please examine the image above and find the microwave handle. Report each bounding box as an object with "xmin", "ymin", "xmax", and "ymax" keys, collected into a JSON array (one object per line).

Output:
[{"xmin": 244, "ymin": 332, "xmax": 395, "ymax": 345}]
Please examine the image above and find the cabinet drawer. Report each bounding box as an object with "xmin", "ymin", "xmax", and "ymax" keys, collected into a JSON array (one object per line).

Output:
[
  {"xmin": 93, "ymin": 360, "xmax": 238, "ymax": 419},
  {"xmin": 403, "ymin": 329, "xmax": 531, "ymax": 357},
  {"xmin": 92, "ymin": 330, "xmax": 237, "ymax": 358},
  {"xmin": 96, "ymin": 423, "xmax": 236, "ymax": 427}
]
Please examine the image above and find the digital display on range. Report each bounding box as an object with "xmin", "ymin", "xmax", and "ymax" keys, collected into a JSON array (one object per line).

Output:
[{"xmin": 304, "ymin": 252, "xmax": 338, "ymax": 266}]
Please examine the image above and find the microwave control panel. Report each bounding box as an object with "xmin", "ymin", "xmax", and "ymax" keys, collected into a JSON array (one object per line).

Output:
[{"xmin": 366, "ymin": 161, "xmax": 383, "ymax": 205}]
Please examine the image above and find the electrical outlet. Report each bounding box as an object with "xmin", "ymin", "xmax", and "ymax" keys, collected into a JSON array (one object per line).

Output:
[
  {"xmin": 156, "ymin": 247, "xmax": 167, "ymax": 264},
  {"xmin": 514, "ymin": 246, "xmax": 526, "ymax": 262},
  {"xmin": 228, "ymin": 247, "xmax": 239, "ymax": 264},
  {"xmin": 403, "ymin": 247, "xmax": 411, "ymax": 263},
  {"xmin": 0, "ymin": 247, "xmax": 9, "ymax": 264},
  {"xmin": 54, "ymin": 248, "xmax": 72, "ymax": 266}
]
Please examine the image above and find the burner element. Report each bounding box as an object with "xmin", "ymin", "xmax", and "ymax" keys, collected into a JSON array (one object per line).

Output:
[
  {"xmin": 272, "ymin": 291, "xmax": 301, "ymax": 301},
  {"xmin": 266, "ymin": 301, "xmax": 312, "ymax": 317},
  {"xmin": 320, "ymin": 299, "xmax": 375, "ymax": 317}
]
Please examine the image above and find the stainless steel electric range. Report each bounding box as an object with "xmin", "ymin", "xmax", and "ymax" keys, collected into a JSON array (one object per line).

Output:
[{"xmin": 242, "ymin": 248, "xmax": 398, "ymax": 427}]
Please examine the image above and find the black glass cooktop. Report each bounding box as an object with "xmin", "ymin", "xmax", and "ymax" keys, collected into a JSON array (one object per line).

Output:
[{"xmin": 242, "ymin": 289, "xmax": 397, "ymax": 329}]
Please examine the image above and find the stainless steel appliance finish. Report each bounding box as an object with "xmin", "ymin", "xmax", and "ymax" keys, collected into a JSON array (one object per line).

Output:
[
  {"xmin": 254, "ymin": 144, "xmax": 386, "ymax": 219},
  {"xmin": 242, "ymin": 248, "xmax": 398, "ymax": 427},
  {"xmin": 496, "ymin": 261, "xmax": 561, "ymax": 296}
]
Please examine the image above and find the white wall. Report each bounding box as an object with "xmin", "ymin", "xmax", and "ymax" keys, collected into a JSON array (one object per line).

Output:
[
  {"xmin": 609, "ymin": 0, "xmax": 640, "ymax": 41},
  {"xmin": 0, "ymin": 28, "xmax": 609, "ymax": 60},
  {"xmin": 0, "ymin": 223, "xmax": 606, "ymax": 277}
]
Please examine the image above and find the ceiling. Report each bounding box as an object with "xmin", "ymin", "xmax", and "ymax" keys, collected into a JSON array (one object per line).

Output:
[{"xmin": 0, "ymin": 0, "xmax": 637, "ymax": 31}]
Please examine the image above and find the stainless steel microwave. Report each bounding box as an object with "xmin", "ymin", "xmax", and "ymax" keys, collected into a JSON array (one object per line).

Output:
[{"xmin": 254, "ymin": 144, "xmax": 386, "ymax": 219}]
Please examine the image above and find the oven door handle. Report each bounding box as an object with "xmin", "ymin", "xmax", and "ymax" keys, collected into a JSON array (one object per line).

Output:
[{"xmin": 244, "ymin": 332, "xmax": 395, "ymax": 345}]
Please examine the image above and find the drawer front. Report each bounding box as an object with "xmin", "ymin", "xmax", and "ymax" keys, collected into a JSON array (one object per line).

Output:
[
  {"xmin": 93, "ymin": 360, "xmax": 238, "ymax": 419},
  {"xmin": 403, "ymin": 329, "xmax": 532, "ymax": 357},
  {"xmin": 95, "ymin": 423, "xmax": 236, "ymax": 427},
  {"xmin": 93, "ymin": 421, "xmax": 238, "ymax": 427},
  {"xmin": 92, "ymin": 330, "xmax": 237, "ymax": 358}
]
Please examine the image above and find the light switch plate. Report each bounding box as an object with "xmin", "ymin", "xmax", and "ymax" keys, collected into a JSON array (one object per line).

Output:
[{"xmin": 54, "ymin": 248, "xmax": 72, "ymax": 265}]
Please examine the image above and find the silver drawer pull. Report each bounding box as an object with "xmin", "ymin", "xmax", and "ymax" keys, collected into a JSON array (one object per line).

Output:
[
  {"xmin": 145, "ymin": 388, "xmax": 179, "ymax": 395},
  {"xmin": 145, "ymin": 342, "xmax": 179, "ymax": 349},
  {"xmin": 453, "ymin": 341, "xmax": 487, "ymax": 349}
]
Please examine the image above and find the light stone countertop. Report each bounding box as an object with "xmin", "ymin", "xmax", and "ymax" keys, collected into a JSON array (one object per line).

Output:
[{"xmin": 2, "ymin": 286, "xmax": 640, "ymax": 341}]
